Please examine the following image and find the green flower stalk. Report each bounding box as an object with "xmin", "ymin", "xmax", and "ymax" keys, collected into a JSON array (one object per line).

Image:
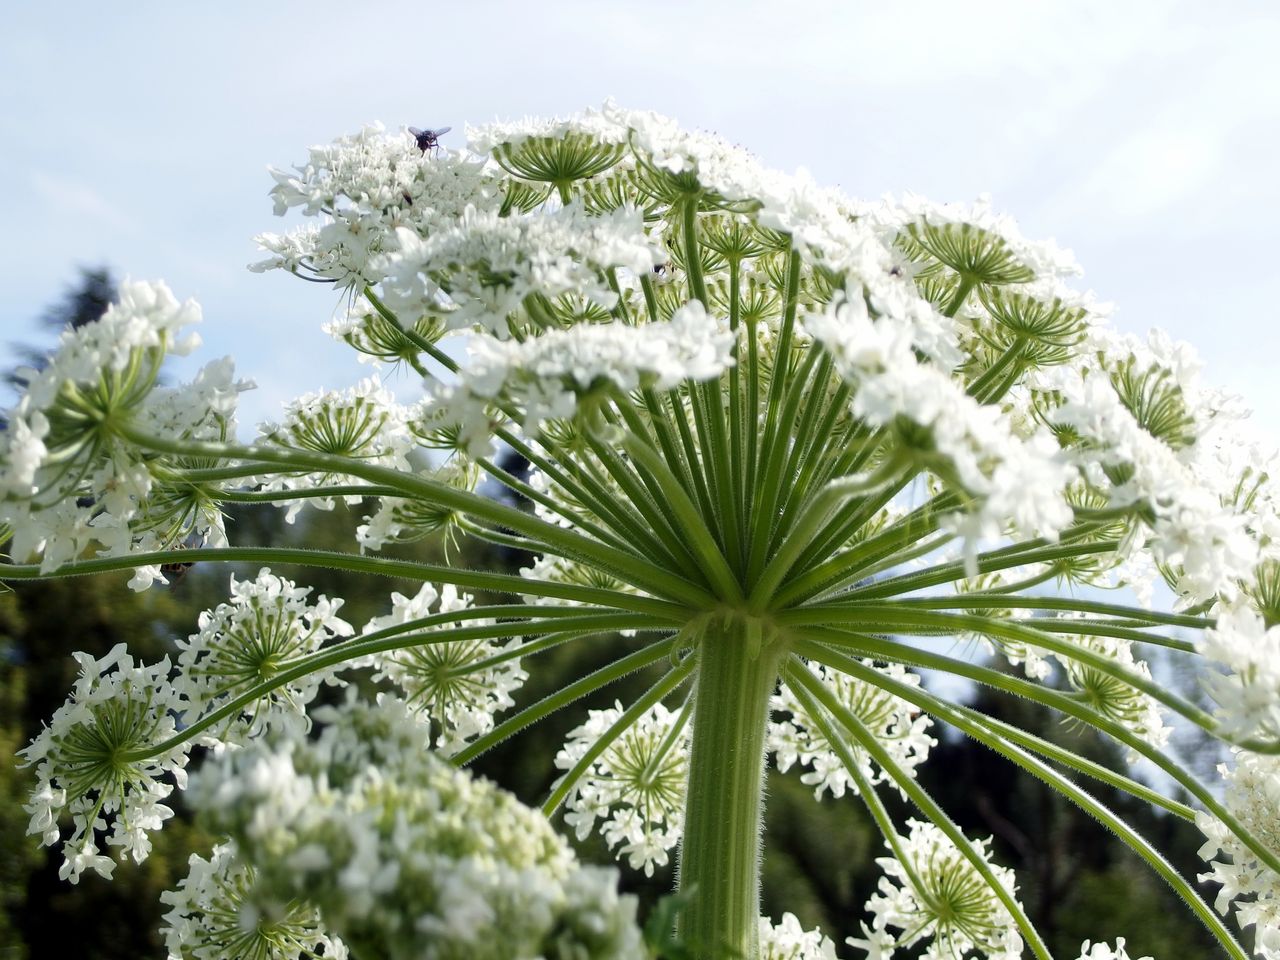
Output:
[{"xmin": 5, "ymin": 104, "xmax": 1280, "ymax": 959}]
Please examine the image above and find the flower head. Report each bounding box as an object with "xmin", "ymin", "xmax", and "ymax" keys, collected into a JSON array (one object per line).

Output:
[
  {"xmin": 175, "ymin": 568, "xmax": 353, "ymax": 735},
  {"xmin": 21, "ymin": 643, "xmax": 189, "ymax": 881},
  {"xmin": 770, "ymin": 660, "xmax": 935, "ymax": 800},
  {"xmin": 362, "ymin": 583, "xmax": 528, "ymax": 755},
  {"xmin": 556, "ymin": 701, "xmax": 689, "ymax": 876},
  {"xmin": 161, "ymin": 843, "xmax": 347, "ymax": 960},
  {"xmin": 191, "ymin": 695, "xmax": 646, "ymax": 960},
  {"xmin": 865, "ymin": 820, "xmax": 1024, "ymax": 960}
]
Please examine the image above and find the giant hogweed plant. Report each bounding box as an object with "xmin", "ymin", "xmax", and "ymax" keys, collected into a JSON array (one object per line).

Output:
[{"xmin": 3, "ymin": 103, "xmax": 1280, "ymax": 960}]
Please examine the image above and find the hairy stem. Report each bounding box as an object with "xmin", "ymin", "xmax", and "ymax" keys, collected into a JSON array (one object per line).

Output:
[{"xmin": 678, "ymin": 626, "xmax": 785, "ymax": 960}]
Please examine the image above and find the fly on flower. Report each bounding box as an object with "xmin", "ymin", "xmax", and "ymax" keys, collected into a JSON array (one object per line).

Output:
[
  {"xmin": 160, "ymin": 533, "xmax": 205, "ymax": 589},
  {"xmin": 408, "ymin": 126, "xmax": 451, "ymax": 154}
]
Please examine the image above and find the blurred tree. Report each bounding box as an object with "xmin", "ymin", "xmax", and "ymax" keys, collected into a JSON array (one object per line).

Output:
[
  {"xmin": 4, "ymin": 266, "xmax": 115, "ymax": 402},
  {"xmin": 0, "ymin": 649, "xmax": 39, "ymax": 960}
]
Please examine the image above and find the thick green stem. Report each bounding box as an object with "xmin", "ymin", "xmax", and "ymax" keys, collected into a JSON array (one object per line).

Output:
[{"xmin": 679, "ymin": 627, "xmax": 784, "ymax": 960}]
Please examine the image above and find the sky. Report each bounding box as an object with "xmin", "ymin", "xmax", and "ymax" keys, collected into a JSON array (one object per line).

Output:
[{"xmin": 2, "ymin": 1, "xmax": 1279, "ymax": 436}]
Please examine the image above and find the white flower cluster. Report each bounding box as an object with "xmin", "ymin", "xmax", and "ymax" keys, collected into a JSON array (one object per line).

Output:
[
  {"xmin": 257, "ymin": 375, "xmax": 413, "ymax": 521},
  {"xmin": 22, "ymin": 279, "xmax": 202, "ymax": 403},
  {"xmin": 770, "ymin": 660, "xmax": 935, "ymax": 800},
  {"xmin": 356, "ymin": 459, "xmax": 479, "ymax": 551},
  {"xmin": 160, "ymin": 843, "xmax": 347, "ymax": 960},
  {"xmin": 362, "ymin": 583, "xmax": 527, "ymax": 756},
  {"xmin": 467, "ymin": 102, "xmax": 632, "ymax": 155},
  {"xmin": 383, "ymin": 203, "xmax": 657, "ymax": 338},
  {"xmin": 175, "ymin": 568, "xmax": 353, "ymax": 732},
  {"xmin": 253, "ymin": 122, "xmax": 496, "ymax": 289},
  {"xmin": 806, "ymin": 294, "xmax": 1076, "ymax": 569},
  {"xmin": 192, "ymin": 695, "xmax": 646, "ymax": 960},
  {"xmin": 890, "ymin": 192, "xmax": 1085, "ymax": 286},
  {"xmin": 559, "ymin": 103, "xmax": 929, "ymax": 321},
  {"xmin": 758, "ymin": 912, "xmax": 839, "ymax": 960},
  {"xmin": 1042, "ymin": 335, "xmax": 1260, "ymax": 606},
  {"xmin": 1051, "ymin": 619, "xmax": 1169, "ymax": 758},
  {"xmin": 21, "ymin": 643, "xmax": 189, "ymax": 882},
  {"xmin": 0, "ymin": 280, "xmax": 248, "ymax": 588},
  {"xmin": 1197, "ymin": 750, "xmax": 1280, "ymax": 960},
  {"xmin": 1199, "ymin": 604, "xmax": 1280, "ymax": 743},
  {"xmin": 471, "ymin": 99, "xmax": 799, "ymax": 222},
  {"xmin": 435, "ymin": 299, "xmax": 735, "ymax": 456},
  {"xmin": 602, "ymin": 102, "xmax": 784, "ymax": 205},
  {"xmin": 322, "ymin": 297, "xmax": 447, "ymax": 369},
  {"xmin": 555, "ymin": 701, "xmax": 688, "ymax": 876},
  {"xmin": 1076, "ymin": 940, "xmax": 1153, "ymax": 960},
  {"xmin": 854, "ymin": 820, "xmax": 1024, "ymax": 960}
]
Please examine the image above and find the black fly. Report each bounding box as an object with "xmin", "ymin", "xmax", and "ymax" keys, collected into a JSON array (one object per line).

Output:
[
  {"xmin": 408, "ymin": 126, "xmax": 451, "ymax": 155},
  {"xmin": 160, "ymin": 533, "xmax": 205, "ymax": 589}
]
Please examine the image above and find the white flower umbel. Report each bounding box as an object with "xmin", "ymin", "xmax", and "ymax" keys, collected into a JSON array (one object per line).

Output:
[
  {"xmin": 1076, "ymin": 940, "xmax": 1153, "ymax": 960},
  {"xmin": 356, "ymin": 460, "xmax": 479, "ymax": 552},
  {"xmin": 191, "ymin": 696, "xmax": 646, "ymax": 960},
  {"xmin": 435, "ymin": 299, "xmax": 735, "ymax": 454},
  {"xmin": 758, "ymin": 912, "xmax": 838, "ymax": 960},
  {"xmin": 256, "ymin": 375, "xmax": 412, "ymax": 521},
  {"xmin": 1043, "ymin": 357, "xmax": 1259, "ymax": 606},
  {"xmin": 253, "ymin": 122, "xmax": 497, "ymax": 290},
  {"xmin": 381, "ymin": 203, "xmax": 657, "ymax": 339},
  {"xmin": 556, "ymin": 701, "xmax": 689, "ymax": 876},
  {"xmin": 467, "ymin": 102, "xmax": 631, "ymax": 157},
  {"xmin": 175, "ymin": 568, "xmax": 353, "ymax": 734},
  {"xmin": 1053, "ymin": 624, "xmax": 1170, "ymax": 759},
  {"xmin": 864, "ymin": 820, "xmax": 1024, "ymax": 960},
  {"xmin": 1197, "ymin": 750, "xmax": 1280, "ymax": 960},
  {"xmin": 1200, "ymin": 604, "xmax": 1280, "ymax": 742},
  {"xmin": 160, "ymin": 843, "xmax": 347, "ymax": 960},
  {"xmin": 21, "ymin": 643, "xmax": 189, "ymax": 882},
  {"xmin": 806, "ymin": 293, "xmax": 1076, "ymax": 570},
  {"xmin": 770, "ymin": 660, "xmax": 935, "ymax": 800},
  {"xmin": 0, "ymin": 281, "xmax": 246, "ymax": 585},
  {"xmin": 362, "ymin": 583, "xmax": 527, "ymax": 756}
]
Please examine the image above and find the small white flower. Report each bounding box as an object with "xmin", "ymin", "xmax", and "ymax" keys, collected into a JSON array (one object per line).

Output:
[
  {"xmin": 190, "ymin": 695, "xmax": 646, "ymax": 960},
  {"xmin": 363, "ymin": 583, "xmax": 528, "ymax": 755},
  {"xmin": 21, "ymin": 643, "xmax": 189, "ymax": 880},
  {"xmin": 759, "ymin": 912, "xmax": 838, "ymax": 960},
  {"xmin": 865, "ymin": 820, "xmax": 1024, "ymax": 960},
  {"xmin": 770, "ymin": 660, "xmax": 935, "ymax": 800},
  {"xmin": 175, "ymin": 569, "xmax": 353, "ymax": 735},
  {"xmin": 556, "ymin": 701, "xmax": 689, "ymax": 876}
]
